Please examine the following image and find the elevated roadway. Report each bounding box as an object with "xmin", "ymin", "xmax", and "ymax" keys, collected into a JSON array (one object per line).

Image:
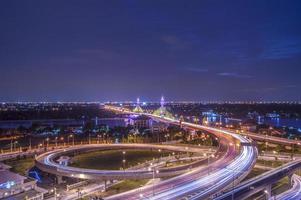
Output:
[
  {"xmin": 271, "ymin": 174, "xmax": 301, "ymax": 200},
  {"xmin": 35, "ymin": 143, "xmax": 210, "ymax": 180},
  {"xmin": 232, "ymin": 129, "xmax": 301, "ymax": 146},
  {"xmin": 104, "ymin": 105, "xmax": 258, "ymax": 200},
  {"xmin": 215, "ymin": 159, "xmax": 301, "ymax": 200}
]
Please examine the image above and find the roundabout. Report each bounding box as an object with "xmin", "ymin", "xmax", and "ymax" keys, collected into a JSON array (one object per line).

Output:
[
  {"xmin": 35, "ymin": 143, "xmax": 214, "ymax": 180},
  {"xmin": 33, "ymin": 105, "xmax": 258, "ymax": 199}
]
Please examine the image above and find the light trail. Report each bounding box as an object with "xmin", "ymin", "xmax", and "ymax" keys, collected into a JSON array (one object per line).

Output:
[
  {"xmin": 270, "ymin": 174, "xmax": 301, "ymax": 200},
  {"xmin": 104, "ymin": 105, "xmax": 258, "ymax": 200},
  {"xmin": 36, "ymin": 144, "xmax": 208, "ymax": 180}
]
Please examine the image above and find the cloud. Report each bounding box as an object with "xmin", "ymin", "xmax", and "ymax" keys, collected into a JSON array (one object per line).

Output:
[
  {"xmin": 283, "ymin": 85, "xmax": 298, "ymax": 88},
  {"xmin": 217, "ymin": 72, "xmax": 252, "ymax": 79},
  {"xmin": 186, "ymin": 68, "xmax": 209, "ymax": 73},
  {"xmin": 160, "ymin": 34, "xmax": 200, "ymax": 50},
  {"xmin": 161, "ymin": 35, "xmax": 182, "ymax": 46},
  {"xmin": 261, "ymin": 38, "xmax": 301, "ymax": 60}
]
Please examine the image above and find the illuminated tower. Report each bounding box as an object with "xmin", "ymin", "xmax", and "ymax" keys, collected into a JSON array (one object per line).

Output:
[
  {"xmin": 160, "ymin": 96, "xmax": 165, "ymax": 115},
  {"xmin": 153, "ymin": 96, "xmax": 173, "ymax": 118},
  {"xmin": 133, "ymin": 97, "xmax": 143, "ymax": 113}
]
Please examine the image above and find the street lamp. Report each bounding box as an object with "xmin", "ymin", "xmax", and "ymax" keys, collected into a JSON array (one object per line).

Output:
[
  {"xmin": 55, "ymin": 137, "xmax": 58, "ymax": 147},
  {"xmin": 14, "ymin": 141, "xmax": 18, "ymax": 152},
  {"xmin": 148, "ymin": 165, "xmax": 159, "ymax": 196},
  {"xmin": 122, "ymin": 151, "xmax": 126, "ymax": 170},
  {"xmin": 158, "ymin": 149, "xmax": 161, "ymax": 161},
  {"xmin": 46, "ymin": 137, "xmax": 49, "ymax": 149},
  {"xmin": 273, "ymin": 150, "xmax": 278, "ymax": 166},
  {"xmin": 29, "ymin": 136, "xmax": 32, "ymax": 150},
  {"xmin": 60, "ymin": 137, "xmax": 64, "ymax": 146},
  {"xmin": 204, "ymin": 153, "xmax": 215, "ymax": 175},
  {"xmin": 51, "ymin": 187, "xmax": 57, "ymax": 200},
  {"xmin": 68, "ymin": 134, "xmax": 74, "ymax": 146},
  {"xmin": 97, "ymin": 135, "xmax": 101, "ymax": 144}
]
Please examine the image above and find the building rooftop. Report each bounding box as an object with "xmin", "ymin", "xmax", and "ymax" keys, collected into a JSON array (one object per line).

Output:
[
  {"xmin": 2, "ymin": 189, "xmax": 42, "ymax": 200},
  {"xmin": 0, "ymin": 170, "xmax": 27, "ymax": 186},
  {"xmin": 134, "ymin": 115, "xmax": 151, "ymax": 120}
]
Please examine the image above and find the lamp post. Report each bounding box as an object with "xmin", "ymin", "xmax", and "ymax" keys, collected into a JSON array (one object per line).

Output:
[
  {"xmin": 158, "ymin": 149, "xmax": 161, "ymax": 162},
  {"xmin": 148, "ymin": 164, "xmax": 159, "ymax": 196},
  {"xmin": 46, "ymin": 137, "xmax": 49, "ymax": 149},
  {"xmin": 272, "ymin": 150, "xmax": 279, "ymax": 168},
  {"xmin": 55, "ymin": 137, "xmax": 58, "ymax": 147},
  {"xmin": 204, "ymin": 153, "xmax": 215, "ymax": 175},
  {"xmin": 60, "ymin": 137, "xmax": 64, "ymax": 146},
  {"xmin": 68, "ymin": 134, "xmax": 74, "ymax": 146},
  {"xmin": 224, "ymin": 168, "xmax": 246, "ymax": 200},
  {"xmin": 38, "ymin": 143, "xmax": 43, "ymax": 150},
  {"xmin": 10, "ymin": 138, "xmax": 13, "ymax": 152},
  {"xmin": 14, "ymin": 141, "xmax": 18, "ymax": 152},
  {"xmin": 52, "ymin": 187, "xmax": 57, "ymax": 200},
  {"xmin": 122, "ymin": 151, "xmax": 126, "ymax": 171},
  {"xmin": 97, "ymin": 135, "xmax": 101, "ymax": 144},
  {"xmin": 29, "ymin": 137, "xmax": 32, "ymax": 150}
]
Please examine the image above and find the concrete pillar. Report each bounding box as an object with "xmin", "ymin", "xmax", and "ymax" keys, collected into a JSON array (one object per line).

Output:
[
  {"xmin": 56, "ymin": 175, "xmax": 63, "ymax": 184},
  {"xmin": 104, "ymin": 180, "xmax": 107, "ymax": 191},
  {"xmin": 264, "ymin": 185, "xmax": 271, "ymax": 200},
  {"xmin": 288, "ymin": 174, "xmax": 293, "ymax": 187}
]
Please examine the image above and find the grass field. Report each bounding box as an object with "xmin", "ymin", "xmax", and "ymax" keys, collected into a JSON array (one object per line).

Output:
[
  {"xmin": 4, "ymin": 156, "xmax": 35, "ymax": 175},
  {"xmin": 243, "ymin": 168, "xmax": 268, "ymax": 181},
  {"xmin": 70, "ymin": 149, "xmax": 173, "ymax": 170},
  {"xmin": 103, "ymin": 179, "xmax": 149, "ymax": 197},
  {"xmin": 257, "ymin": 159, "xmax": 284, "ymax": 168}
]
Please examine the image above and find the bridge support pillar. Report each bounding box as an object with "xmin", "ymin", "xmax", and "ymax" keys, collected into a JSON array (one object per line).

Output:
[
  {"xmin": 288, "ymin": 174, "xmax": 293, "ymax": 187},
  {"xmin": 56, "ymin": 175, "xmax": 63, "ymax": 184},
  {"xmin": 264, "ymin": 185, "xmax": 271, "ymax": 199},
  {"xmin": 104, "ymin": 180, "xmax": 107, "ymax": 191}
]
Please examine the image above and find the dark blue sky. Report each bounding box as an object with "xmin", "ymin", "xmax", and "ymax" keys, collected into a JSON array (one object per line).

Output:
[{"xmin": 1, "ymin": 1, "xmax": 301, "ymax": 102}]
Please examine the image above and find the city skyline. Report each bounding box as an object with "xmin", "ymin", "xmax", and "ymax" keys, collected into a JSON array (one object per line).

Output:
[{"xmin": 1, "ymin": 1, "xmax": 301, "ymax": 102}]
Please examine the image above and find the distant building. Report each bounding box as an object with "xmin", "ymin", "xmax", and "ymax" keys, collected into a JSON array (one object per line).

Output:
[
  {"xmin": 0, "ymin": 119, "xmax": 84, "ymax": 129},
  {"xmin": 241, "ymin": 124, "xmax": 257, "ymax": 132},
  {"xmin": 266, "ymin": 112, "xmax": 280, "ymax": 118},
  {"xmin": 0, "ymin": 170, "xmax": 46, "ymax": 200},
  {"xmin": 96, "ymin": 118, "xmax": 130, "ymax": 128},
  {"xmin": 57, "ymin": 156, "xmax": 71, "ymax": 166},
  {"xmin": 151, "ymin": 122, "xmax": 168, "ymax": 133},
  {"xmin": 130, "ymin": 115, "xmax": 152, "ymax": 129}
]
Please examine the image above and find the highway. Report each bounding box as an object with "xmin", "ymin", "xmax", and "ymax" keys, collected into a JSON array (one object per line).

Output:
[
  {"xmin": 215, "ymin": 159, "xmax": 301, "ymax": 200},
  {"xmin": 271, "ymin": 174, "xmax": 301, "ymax": 200},
  {"xmin": 237, "ymin": 130, "xmax": 301, "ymax": 146},
  {"xmin": 3, "ymin": 104, "xmax": 301, "ymax": 200},
  {"xmin": 105, "ymin": 105, "xmax": 258, "ymax": 200},
  {"xmin": 35, "ymin": 143, "xmax": 210, "ymax": 180}
]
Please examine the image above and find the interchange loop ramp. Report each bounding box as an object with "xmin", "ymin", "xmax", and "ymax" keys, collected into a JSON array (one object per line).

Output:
[
  {"xmin": 272, "ymin": 174, "xmax": 301, "ymax": 200},
  {"xmin": 104, "ymin": 106, "xmax": 258, "ymax": 200},
  {"xmin": 215, "ymin": 159, "xmax": 301, "ymax": 200},
  {"xmin": 35, "ymin": 143, "xmax": 208, "ymax": 180}
]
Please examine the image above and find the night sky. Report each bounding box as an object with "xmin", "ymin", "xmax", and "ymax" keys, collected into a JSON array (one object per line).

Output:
[{"xmin": 1, "ymin": 1, "xmax": 301, "ymax": 102}]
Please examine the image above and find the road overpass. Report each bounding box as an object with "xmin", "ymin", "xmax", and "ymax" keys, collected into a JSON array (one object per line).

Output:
[
  {"xmin": 104, "ymin": 105, "xmax": 258, "ymax": 200},
  {"xmin": 271, "ymin": 174, "xmax": 301, "ymax": 200},
  {"xmin": 239, "ymin": 130, "xmax": 301, "ymax": 146},
  {"xmin": 215, "ymin": 159, "xmax": 301, "ymax": 200},
  {"xmin": 35, "ymin": 143, "xmax": 212, "ymax": 180}
]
